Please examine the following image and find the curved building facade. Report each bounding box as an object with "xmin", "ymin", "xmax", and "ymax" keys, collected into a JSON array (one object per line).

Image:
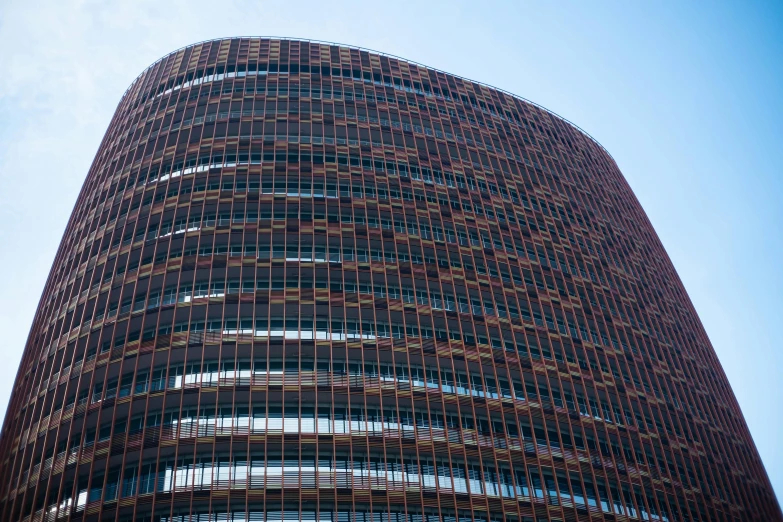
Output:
[{"xmin": 0, "ymin": 37, "xmax": 778, "ymax": 522}]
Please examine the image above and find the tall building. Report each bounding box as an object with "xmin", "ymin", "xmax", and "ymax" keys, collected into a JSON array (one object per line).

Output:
[{"xmin": 0, "ymin": 37, "xmax": 778, "ymax": 522}]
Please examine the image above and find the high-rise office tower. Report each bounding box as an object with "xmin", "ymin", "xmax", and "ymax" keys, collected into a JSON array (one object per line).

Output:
[{"xmin": 0, "ymin": 38, "xmax": 779, "ymax": 522}]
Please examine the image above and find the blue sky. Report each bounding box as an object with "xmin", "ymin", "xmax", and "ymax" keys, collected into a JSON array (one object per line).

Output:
[{"xmin": 0, "ymin": 0, "xmax": 781, "ymax": 501}]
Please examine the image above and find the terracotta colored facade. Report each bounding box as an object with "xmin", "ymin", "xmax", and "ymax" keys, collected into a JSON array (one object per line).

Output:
[{"xmin": 0, "ymin": 38, "xmax": 779, "ymax": 522}]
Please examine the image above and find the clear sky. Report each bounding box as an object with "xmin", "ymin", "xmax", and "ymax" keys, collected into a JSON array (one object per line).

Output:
[{"xmin": 0, "ymin": 0, "xmax": 780, "ymax": 501}]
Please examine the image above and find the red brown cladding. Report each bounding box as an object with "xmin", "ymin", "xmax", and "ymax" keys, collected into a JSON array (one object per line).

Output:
[{"xmin": 0, "ymin": 37, "xmax": 779, "ymax": 522}]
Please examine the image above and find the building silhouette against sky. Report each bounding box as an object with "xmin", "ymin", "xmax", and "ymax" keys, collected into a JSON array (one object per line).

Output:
[{"xmin": 0, "ymin": 37, "xmax": 779, "ymax": 522}]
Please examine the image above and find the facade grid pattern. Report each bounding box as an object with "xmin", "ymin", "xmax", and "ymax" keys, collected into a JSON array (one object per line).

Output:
[{"xmin": 0, "ymin": 37, "xmax": 779, "ymax": 522}]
